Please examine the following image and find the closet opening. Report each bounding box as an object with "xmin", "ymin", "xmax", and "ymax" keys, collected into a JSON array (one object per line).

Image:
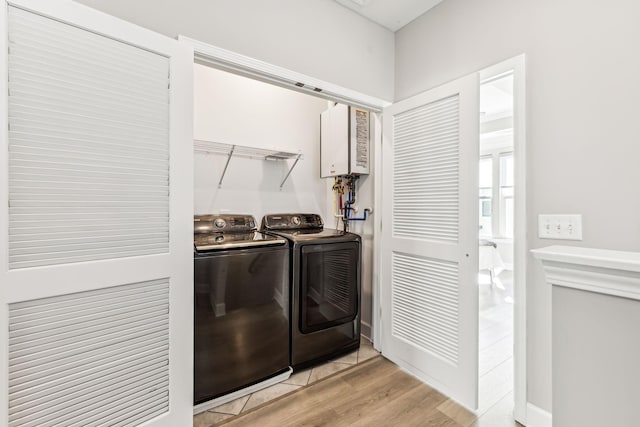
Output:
[{"xmin": 188, "ymin": 51, "xmax": 382, "ymax": 419}]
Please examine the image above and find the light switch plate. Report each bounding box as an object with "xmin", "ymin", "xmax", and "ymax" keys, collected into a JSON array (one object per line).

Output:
[{"xmin": 538, "ymin": 214, "xmax": 583, "ymax": 240}]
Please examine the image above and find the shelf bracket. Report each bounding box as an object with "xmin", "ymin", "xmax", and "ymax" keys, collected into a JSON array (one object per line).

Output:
[
  {"xmin": 218, "ymin": 145, "xmax": 235, "ymax": 188},
  {"xmin": 280, "ymin": 154, "xmax": 302, "ymax": 189}
]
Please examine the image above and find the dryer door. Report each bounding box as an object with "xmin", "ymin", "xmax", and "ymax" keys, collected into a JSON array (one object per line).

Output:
[{"xmin": 299, "ymin": 242, "xmax": 360, "ymax": 334}]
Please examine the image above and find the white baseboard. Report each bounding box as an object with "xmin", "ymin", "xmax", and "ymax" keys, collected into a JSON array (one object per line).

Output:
[
  {"xmin": 361, "ymin": 321, "xmax": 371, "ymax": 339},
  {"xmin": 526, "ymin": 402, "xmax": 552, "ymax": 427}
]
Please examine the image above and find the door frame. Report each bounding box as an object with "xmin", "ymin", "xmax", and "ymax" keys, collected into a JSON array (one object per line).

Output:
[{"xmin": 478, "ymin": 54, "xmax": 527, "ymax": 423}]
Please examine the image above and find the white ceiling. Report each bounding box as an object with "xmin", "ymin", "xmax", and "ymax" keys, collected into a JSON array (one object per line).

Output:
[
  {"xmin": 480, "ymin": 74, "xmax": 514, "ymax": 152},
  {"xmin": 334, "ymin": 0, "xmax": 444, "ymax": 32}
]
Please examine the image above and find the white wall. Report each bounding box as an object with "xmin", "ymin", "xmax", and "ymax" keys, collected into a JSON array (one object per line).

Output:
[
  {"xmin": 74, "ymin": 0, "xmax": 394, "ymax": 101},
  {"xmin": 194, "ymin": 64, "xmax": 328, "ymax": 219},
  {"xmin": 348, "ymin": 173, "xmax": 375, "ymax": 338},
  {"xmin": 553, "ymin": 286, "xmax": 640, "ymax": 427},
  {"xmin": 395, "ymin": 0, "xmax": 640, "ymax": 412}
]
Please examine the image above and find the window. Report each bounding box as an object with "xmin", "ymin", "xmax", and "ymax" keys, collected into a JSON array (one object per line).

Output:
[
  {"xmin": 478, "ymin": 157, "xmax": 493, "ymax": 237},
  {"xmin": 500, "ymin": 153, "xmax": 514, "ymax": 238},
  {"xmin": 478, "ymin": 152, "xmax": 513, "ymax": 238}
]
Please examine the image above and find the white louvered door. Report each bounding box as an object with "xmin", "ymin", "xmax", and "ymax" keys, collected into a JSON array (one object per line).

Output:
[
  {"xmin": 0, "ymin": 1, "xmax": 193, "ymax": 426},
  {"xmin": 380, "ymin": 74, "xmax": 479, "ymax": 409}
]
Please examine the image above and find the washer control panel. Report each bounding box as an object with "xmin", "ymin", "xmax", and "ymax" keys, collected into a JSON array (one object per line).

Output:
[
  {"xmin": 194, "ymin": 214, "xmax": 256, "ymax": 234},
  {"xmin": 261, "ymin": 214, "xmax": 324, "ymax": 230}
]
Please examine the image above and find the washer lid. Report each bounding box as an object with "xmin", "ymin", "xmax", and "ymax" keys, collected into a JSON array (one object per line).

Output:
[{"xmin": 194, "ymin": 231, "xmax": 286, "ymax": 252}]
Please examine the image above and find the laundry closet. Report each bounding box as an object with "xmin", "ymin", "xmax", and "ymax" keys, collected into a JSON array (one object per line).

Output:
[{"xmin": 192, "ymin": 63, "xmax": 376, "ymax": 409}]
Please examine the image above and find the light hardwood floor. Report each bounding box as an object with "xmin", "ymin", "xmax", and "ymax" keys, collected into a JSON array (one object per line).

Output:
[
  {"xmin": 207, "ymin": 356, "xmax": 522, "ymax": 427},
  {"xmin": 194, "ymin": 339, "xmax": 380, "ymax": 425}
]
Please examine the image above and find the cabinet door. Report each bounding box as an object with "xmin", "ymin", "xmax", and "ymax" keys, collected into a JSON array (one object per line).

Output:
[{"xmin": 0, "ymin": 1, "xmax": 193, "ymax": 425}]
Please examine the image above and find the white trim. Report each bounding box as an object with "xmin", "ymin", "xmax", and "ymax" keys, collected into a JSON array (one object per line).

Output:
[
  {"xmin": 526, "ymin": 402, "xmax": 553, "ymax": 427},
  {"xmin": 178, "ymin": 35, "xmax": 391, "ymax": 112},
  {"xmin": 532, "ymin": 246, "xmax": 640, "ymax": 301},
  {"xmin": 193, "ymin": 368, "xmax": 293, "ymax": 415},
  {"xmin": 532, "ymin": 245, "xmax": 640, "ymax": 273},
  {"xmin": 479, "ymin": 54, "xmax": 527, "ymax": 425},
  {"xmin": 361, "ymin": 320, "xmax": 372, "ymax": 339},
  {"xmin": 167, "ymin": 39, "xmax": 195, "ymax": 427},
  {"xmin": 0, "ymin": 3, "xmax": 9, "ymax": 425},
  {"xmin": 372, "ymin": 112, "xmax": 383, "ymax": 351}
]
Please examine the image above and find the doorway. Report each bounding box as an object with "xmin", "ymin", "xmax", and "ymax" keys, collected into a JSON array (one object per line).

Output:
[
  {"xmin": 478, "ymin": 70, "xmax": 515, "ymax": 413},
  {"xmin": 477, "ymin": 56, "xmax": 526, "ymax": 423}
]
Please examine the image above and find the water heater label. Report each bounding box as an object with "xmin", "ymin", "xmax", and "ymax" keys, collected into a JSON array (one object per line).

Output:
[{"xmin": 355, "ymin": 109, "xmax": 369, "ymax": 168}]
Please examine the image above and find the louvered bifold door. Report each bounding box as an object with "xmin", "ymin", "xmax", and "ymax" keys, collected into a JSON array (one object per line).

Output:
[
  {"xmin": 0, "ymin": 1, "xmax": 193, "ymax": 426},
  {"xmin": 380, "ymin": 74, "xmax": 480, "ymax": 410},
  {"xmin": 7, "ymin": 6, "xmax": 170, "ymax": 269}
]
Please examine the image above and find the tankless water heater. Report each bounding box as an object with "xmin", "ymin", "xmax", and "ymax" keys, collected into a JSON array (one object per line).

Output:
[{"xmin": 320, "ymin": 103, "xmax": 370, "ymax": 177}]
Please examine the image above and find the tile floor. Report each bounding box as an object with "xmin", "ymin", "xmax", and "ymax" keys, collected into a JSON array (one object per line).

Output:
[
  {"xmin": 478, "ymin": 269, "xmax": 515, "ymax": 417},
  {"xmin": 193, "ymin": 338, "xmax": 380, "ymax": 427}
]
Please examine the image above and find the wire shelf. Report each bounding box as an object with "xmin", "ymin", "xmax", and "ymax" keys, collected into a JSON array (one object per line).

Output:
[
  {"xmin": 194, "ymin": 140, "xmax": 300, "ymax": 160},
  {"xmin": 193, "ymin": 139, "xmax": 303, "ymax": 188}
]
